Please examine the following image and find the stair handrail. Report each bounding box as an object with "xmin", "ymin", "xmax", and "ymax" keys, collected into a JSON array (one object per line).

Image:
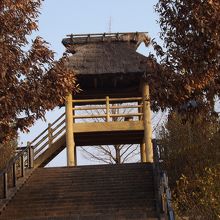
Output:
[
  {"xmin": 0, "ymin": 145, "xmax": 34, "ymax": 199},
  {"xmin": 30, "ymin": 113, "xmax": 66, "ymax": 158},
  {"xmin": 29, "ymin": 113, "xmax": 65, "ymax": 146},
  {"xmin": 161, "ymin": 171, "xmax": 175, "ymax": 220},
  {"xmin": 152, "ymin": 139, "xmax": 175, "ymax": 220},
  {"xmin": 0, "ymin": 112, "xmax": 66, "ymax": 200}
]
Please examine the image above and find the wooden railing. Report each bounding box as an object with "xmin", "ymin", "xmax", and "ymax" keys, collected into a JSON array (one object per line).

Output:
[
  {"xmin": 66, "ymin": 32, "xmax": 148, "ymax": 38},
  {"xmin": 153, "ymin": 139, "xmax": 175, "ymax": 220},
  {"xmin": 31, "ymin": 113, "xmax": 66, "ymax": 158},
  {"xmin": 73, "ymin": 97, "xmax": 143, "ymax": 122},
  {"xmin": 0, "ymin": 113, "xmax": 66, "ymax": 199},
  {"xmin": 0, "ymin": 96, "xmax": 144, "ymax": 200},
  {"xmin": 63, "ymin": 32, "xmax": 148, "ymax": 46},
  {"xmin": 0, "ymin": 146, "xmax": 34, "ymax": 199}
]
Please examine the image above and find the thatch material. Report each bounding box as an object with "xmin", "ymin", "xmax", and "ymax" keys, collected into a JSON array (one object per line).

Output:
[
  {"xmin": 67, "ymin": 42, "xmax": 147, "ymax": 75},
  {"xmin": 62, "ymin": 32, "xmax": 156, "ymax": 98},
  {"xmin": 63, "ymin": 32, "xmax": 150, "ymax": 76}
]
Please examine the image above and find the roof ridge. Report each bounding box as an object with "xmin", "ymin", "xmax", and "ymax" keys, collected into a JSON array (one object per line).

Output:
[{"xmin": 62, "ymin": 32, "xmax": 151, "ymax": 50}]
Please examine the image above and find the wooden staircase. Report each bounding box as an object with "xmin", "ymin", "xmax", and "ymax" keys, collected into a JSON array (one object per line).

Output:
[
  {"xmin": 0, "ymin": 163, "xmax": 159, "ymax": 220},
  {"xmin": 0, "ymin": 112, "xmax": 175, "ymax": 220}
]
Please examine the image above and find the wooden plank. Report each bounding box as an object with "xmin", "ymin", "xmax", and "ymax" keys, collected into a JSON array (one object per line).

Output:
[
  {"xmin": 52, "ymin": 119, "xmax": 65, "ymax": 133},
  {"xmin": 109, "ymin": 97, "xmax": 142, "ymax": 102},
  {"xmin": 73, "ymin": 121, "xmax": 144, "ymax": 133},
  {"xmin": 106, "ymin": 96, "xmax": 110, "ymax": 122},
  {"xmin": 66, "ymin": 32, "xmax": 148, "ymax": 38},
  {"xmin": 73, "ymin": 89, "xmax": 141, "ymax": 101},
  {"xmin": 73, "ymin": 106, "xmax": 106, "ymax": 111},
  {"xmin": 52, "ymin": 126, "xmax": 65, "ymax": 140},
  {"xmin": 73, "ymin": 99, "xmax": 106, "ymax": 103},
  {"xmin": 74, "ymin": 131, "xmax": 143, "ymax": 146},
  {"xmin": 73, "ymin": 114, "xmax": 106, "ymax": 119},
  {"xmin": 50, "ymin": 113, "xmax": 65, "ymax": 127},
  {"xmin": 73, "ymin": 97, "xmax": 142, "ymax": 104},
  {"xmin": 110, "ymin": 105, "xmax": 142, "ymax": 109},
  {"xmin": 29, "ymin": 129, "xmax": 48, "ymax": 146},
  {"xmin": 34, "ymin": 135, "xmax": 66, "ymax": 168},
  {"xmin": 110, "ymin": 113, "xmax": 142, "ymax": 118},
  {"xmin": 34, "ymin": 140, "xmax": 49, "ymax": 156},
  {"xmin": 33, "ymin": 133, "xmax": 49, "ymax": 149},
  {"xmin": 73, "ymin": 105, "xmax": 142, "ymax": 111},
  {"xmin": 30, "ymin": 113, "xmax": 65, "ymax": 145}
]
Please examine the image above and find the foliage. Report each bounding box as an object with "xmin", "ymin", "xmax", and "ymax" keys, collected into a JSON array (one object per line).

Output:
[
  {"xmin": 154, "ymin": 3, "xmax": 220, "ymax": 216},
  {"xmin": 157, "ymin": 112, "xmax": 220, "ymax": 219},
  {"xmin": 145, "ymin": 0, "xmax": 220, "ymax": 115},
  {"xmin": 174, "ymin": 167, "xmax": 220, "ymax": 220},
  {"xmin": 0, "ymin": 138, "xmax": 17, "ymax": 170},
  {"xmin": 0, "ymin": 0, "xmax": 77, "ymax": 143}
]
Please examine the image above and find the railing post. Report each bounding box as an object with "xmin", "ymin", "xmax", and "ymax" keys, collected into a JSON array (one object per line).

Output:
[
  {"xmin": 12, "ymin": 163, "xmax": 16, "ymax": 187},
  {"xmin": 20, "ymin": 154, "xmax": 25, "ymax": 177},
  {"xmin": 28, "ymin": 143, "xmax": 34, "ymax": 168},
  {"xmin": 3, "ymin": 172, "xmax": 8, "ymax": 199},
  {"xmin": 140, "ymin": 143, "xmax": 147, "ymax": 162},
  {"xmin": 48, "ymin": 123, "xmax": 53, "ymax": 147},
  {"xmin": 138, "ymin": 100, "xmax": 143, "ymax": 121},
  {"xmin": 138, "ymin": 99, "xmax": 146, "ymax": 162},
  {"xmin": 72, "ymin": 103, "xmax": 76, "ymax": 124},
  {"xmin": 106, "ymin": 96, "xmax": 110, "ymax": 122}
]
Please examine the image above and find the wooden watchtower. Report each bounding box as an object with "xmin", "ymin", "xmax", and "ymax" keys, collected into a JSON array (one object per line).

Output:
[
  {"xmin": 62, "ymin": 32, "xmax": 153, "ymax": 166},
  {"xmin": 0, "ymin": 32, "xmax": 175, "ymax": 220}
]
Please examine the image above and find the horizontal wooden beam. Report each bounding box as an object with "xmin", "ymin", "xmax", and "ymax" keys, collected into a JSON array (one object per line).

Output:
[
  {"xmin": 34, "ymin": 135, "xmax": 66, "ymax": 168},
  {"xmin": 73, "ymin": 121, "xmax": 144, "ymax": 133},
  {"xmin": 73, "ymin": 105, "xmax": 142, "ymax": 111},
  {"xmin": 73, "ymin": 97, "xmax": 142, "ymax": 104},
  {"xmin": 66, "ymin": 32, "xmax": 148, "ymax": 38},
  {"xmin": 74, "ymin": 131, "xmax": 143, "ymax": 146}
]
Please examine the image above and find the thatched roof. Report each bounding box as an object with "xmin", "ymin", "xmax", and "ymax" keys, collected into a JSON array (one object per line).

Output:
[
  {"xmin": 62, "ymin": 32, "xmax": 150, "ymax": 76},
  {"xmin": 62, "ymin": 33, "xmax": 155, "ymax": 98}
]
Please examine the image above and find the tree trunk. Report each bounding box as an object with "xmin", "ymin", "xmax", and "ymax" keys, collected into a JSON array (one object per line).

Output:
[{"xmin": 115, "ymin": 145, "xmax": 121, "ymax": 164}]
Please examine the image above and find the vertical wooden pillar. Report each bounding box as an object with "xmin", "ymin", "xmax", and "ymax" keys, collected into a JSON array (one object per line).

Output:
[
  {"xmin": 12, "ymin": 163, "xmax": 16, "ymax": 187},
  {"xmin": 138, "ymin": 100, "xmax": 147, "ymax": 162},
  {"xmin": 74, "ymin": 147, "xmax": 77, "ymax": 166},
  {"xmin": 27, "ymin": 142, "xmax": 34, "ymax": 168},
  {"xmin": 72, "ymin": 104, "xmax": 77, "ymax": 165},
  {"xmin": 140, "ymin": 143, "xmax": 147, "ymax": 162},
  {"xmin": 142, "ymin": 81, "xmax": 153, "ymax": 163},
  {"xmin": 65, "ymin": 93, "xmax": 75, "ymax": 166},
  {"xmin": 106, "ymin": 96, "xmax": 110, "ymax": 122},
  {"xmin": 3, "ymin": 172, "xmax": 8, "ymax": 198},
  {"xmin": 20, "ymin": 155, "xmax": 25, "ymax": 177}
]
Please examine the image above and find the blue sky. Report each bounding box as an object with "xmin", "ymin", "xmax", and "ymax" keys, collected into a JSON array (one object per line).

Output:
[
  {"xmin": 19, "ymin": 0, "xmax": 162, "ymax": 166},
  {"xmin": 36, "ymin": 0, "xmax": 160, "ymax": 57}
]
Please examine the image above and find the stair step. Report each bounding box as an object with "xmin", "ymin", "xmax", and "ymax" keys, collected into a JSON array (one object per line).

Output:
[
  {"xmin": 1, "ymin": 212, "xmax": 159, "ymax": 220},
  {"xmin": 0, "ymin": 163, "xmax": 158, "ymax": 220}
]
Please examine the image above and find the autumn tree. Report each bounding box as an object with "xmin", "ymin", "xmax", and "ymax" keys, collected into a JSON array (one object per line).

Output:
[
  {"xmin": 157, "ymin": 112, "xmax": 220, "ymax": 219},
  {"xmin": 0, "ymin": 137, "xmax": 17, "ymax": 170},
  {"xmin": 79, "ymin": 144, "xmax": 140, "ymax": 165},
  {"xmin": 0, "ymin": 0, "xmax": 77, "ymax": 143},
  {"xmin": 143, "ymin": 0, "xmax": 220, "ymax": 116},
  {"xmin": 149, "ymin": 3, "xmax": 220, "ymax": 217}
]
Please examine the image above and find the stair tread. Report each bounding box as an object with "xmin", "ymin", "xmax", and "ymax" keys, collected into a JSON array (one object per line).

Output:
[{"xmin": 0, "ymin": 164, "xmax": 158, "ymax": 220}]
